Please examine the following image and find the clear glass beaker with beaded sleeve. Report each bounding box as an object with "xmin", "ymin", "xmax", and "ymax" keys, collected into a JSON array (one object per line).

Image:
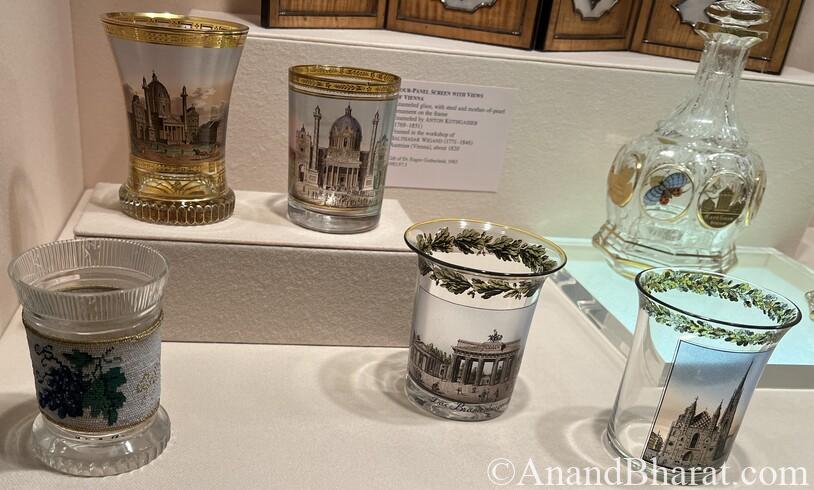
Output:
[{"xmin": 8, "ymin": 238, "xmax": 170, "ymax": 476}]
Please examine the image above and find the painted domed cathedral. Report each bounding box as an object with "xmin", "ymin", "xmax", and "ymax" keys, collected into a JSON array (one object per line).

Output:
[
  {"xmin": 292, "ymin": 104, "xmax": 389, "ymax": 207},
  {"xmin": 128, "ymin": 72, "xmax": 223, "ymax": 156}
]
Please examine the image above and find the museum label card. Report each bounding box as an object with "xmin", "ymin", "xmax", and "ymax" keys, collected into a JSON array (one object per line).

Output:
[{"xmin": 385, "ymin": 80, "xmax": 515, "ymax": 192}]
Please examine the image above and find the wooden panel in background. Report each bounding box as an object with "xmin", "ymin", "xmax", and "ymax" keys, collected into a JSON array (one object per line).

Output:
[
  {"xmin": 386, "ymin": 0, "xmax": 543, "ymax": 48},
  {"xmin": 630, "ymin": 0, "xmax": 803, "ymax": 74},
  {"xmin": 542, "ymin": 0, "xmax": 643, "ymax": 51},
  {"xmin": 261, "ymin": 0, "xmax": 387, "ymax": 28}
]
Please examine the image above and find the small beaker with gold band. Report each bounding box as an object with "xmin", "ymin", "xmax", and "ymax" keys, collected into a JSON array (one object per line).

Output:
[
  {"xmin": 288, "ymin": 65, "xmax": 401, "ymax": 233},
  {"xmin": 102, "ymin": 13, "xmax": 248, "ymax": 225},
  {"xmin": 8, "ymin": 239, "xmax": 170, "ymax": 476}
]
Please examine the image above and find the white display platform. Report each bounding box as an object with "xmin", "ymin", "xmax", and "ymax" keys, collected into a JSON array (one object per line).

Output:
[
  {"xmin": 549, "ymin": 238, "xmax": 814, "ymax": 388},
  {"xmin": 74, "ymin": 183, "xmax": 417, "ymax": 346},
  {"xmin": 1, "ymin": 284, "xmax": 812, "ymax": 488}
]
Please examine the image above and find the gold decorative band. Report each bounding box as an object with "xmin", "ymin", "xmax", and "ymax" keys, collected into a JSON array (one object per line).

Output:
[
  {"xmin": 130, "ymin": 154, "xmax": 225, "ymax": 174},
  {"xmin": 102, "ymin": 12, "xmax": 248, "ymax": 48},
  {"xmin": 41, "ymin": 403, "xmax": 161, "ymax": 434},
  {"xmin": 291, "ymin": 196, "xmax": 380, "ymax": 215},
  {"xmin": 23, "ymin": 312, "xmax": 163, "ymax": 346},
  {"xmin": 289, "ymin": 65, "xmax": 401, "ymax": 96}
]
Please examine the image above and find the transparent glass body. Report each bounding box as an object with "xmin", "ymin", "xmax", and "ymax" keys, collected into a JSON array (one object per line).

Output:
[
  {"xmin": 594, "ymin": 11, "xmax": 768, "ymax": 277},
  {"xmin": 8, "ymin": 239, "xmax": 170, "ymax": 476},
  {"xmin": 402, "ymin": 219, "xmax": 566, "ymax": 421},
  {"xmin": 103, "ymin": 13, "xmax": 248, "ymax": 225},
  {"xmin": 607, "ymin": 268, "xmax": 801, "ymax": 484},
  {"xmin": 288, "ymin": 65, "xmax": 401, "ymax": 233}
]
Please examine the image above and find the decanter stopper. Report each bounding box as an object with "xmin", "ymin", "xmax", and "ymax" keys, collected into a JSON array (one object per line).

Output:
[{"xmin": 705, "ymin": 0, "xmax": 770, "ymax": 27}]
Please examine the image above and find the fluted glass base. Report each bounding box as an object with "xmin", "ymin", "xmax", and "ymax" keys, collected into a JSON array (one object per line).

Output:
[
  {"xmin": 119, "ymin": 185, "xmax": 235, "ymax": 225},
  {"xmin": 31, "ymin": 405, "xmax": 170, "ymax": 476}
]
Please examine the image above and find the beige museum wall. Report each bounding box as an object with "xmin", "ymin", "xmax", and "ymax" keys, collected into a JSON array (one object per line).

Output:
[
  {"xmin": 70, "ymin": 1, "xmax": 813, "ymax": 254},
  {"xmin": 0, "ymin": 1, "xmax": 85, "ymax": 329},
  {"xmin": 786, "ymin": 0, "xmax": 814, "ymax": 73}
]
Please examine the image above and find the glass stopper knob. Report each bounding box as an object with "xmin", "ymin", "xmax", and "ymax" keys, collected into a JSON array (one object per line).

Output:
[{"xmin": 706, "ymin": 0, "xmax": 771, "ymax": 28}]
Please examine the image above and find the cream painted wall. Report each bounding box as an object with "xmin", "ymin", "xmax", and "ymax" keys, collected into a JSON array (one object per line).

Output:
[
  {"xmin": 0, "ymin": 1, "xmax": 84, "ymax": 329},
  {"xmin": 69, "ymin": 2, "xmax": 813, "ymax": 255},
  {"xmin": 786, "ymin": 0, "xmax": 814, "ymax": 73}
]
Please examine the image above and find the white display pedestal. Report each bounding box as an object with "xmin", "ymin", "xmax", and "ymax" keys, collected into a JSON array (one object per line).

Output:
[
  {"xmin": 74, "ymin": 183, "xmax": 417, "ymax": 346},
  {"xmin": 2, "ymin": 284, "xmax": 812, "ymax": 487},
  {"xmin": 2, "ymin": 188, "xmax": 812, "ymax": 487}
]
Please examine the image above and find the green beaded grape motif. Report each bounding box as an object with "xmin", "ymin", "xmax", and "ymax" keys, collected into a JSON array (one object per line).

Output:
[{"xmin": 34, "ymin": 345, "xmax": 127, "ymax": 426}]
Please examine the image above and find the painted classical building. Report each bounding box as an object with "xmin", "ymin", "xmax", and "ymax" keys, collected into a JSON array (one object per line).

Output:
[
  {"xmin": 128, "ymin": 72, "xmax": 220, "ymax": 148},
  {"xmin": 408, "ymin": 330, "xmax": 522, "ymax": 404},
  {"xmin": 292, "ymin": 104, "xmax": 386, "ymax": 205},
  {"xmin": 410, "ymin": 335, "xmax": 451, "ymax": 380},
  {"xmin": 643, "ymin": 365, "xmax": 749, "ymax": 468}
]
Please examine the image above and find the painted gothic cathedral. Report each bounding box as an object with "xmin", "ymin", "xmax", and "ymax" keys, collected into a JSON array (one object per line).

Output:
[{"xmin": 643, "ymin": 364, "xmax": 750, "ymax": 469}]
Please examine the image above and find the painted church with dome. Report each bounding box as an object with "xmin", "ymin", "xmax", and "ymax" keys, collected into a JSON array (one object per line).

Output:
[
  {"xmin": 291, "ymin": 103, "xmax": 390, "ymax": 208},
  {"xmin": 127, "ymin": 71, "xmax": 224, "ymax": 162}
]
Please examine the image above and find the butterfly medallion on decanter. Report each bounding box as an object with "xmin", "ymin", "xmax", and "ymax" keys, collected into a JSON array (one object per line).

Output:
[{"xmin": 593, "ymin": 0, "xmax": 770, "ymax": 277}]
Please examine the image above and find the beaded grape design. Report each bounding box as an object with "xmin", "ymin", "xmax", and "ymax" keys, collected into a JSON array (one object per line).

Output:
[{"xmin": 34, "ymin": 345, "xmax": 127, "ymax": 426}]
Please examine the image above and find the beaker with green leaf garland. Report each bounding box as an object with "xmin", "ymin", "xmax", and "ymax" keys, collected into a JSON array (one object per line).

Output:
[
  {"xmin": 403, "ymin": 219, "xmax": 566, "ymax": 421},
  {"xmin": 607, "ymin": 268, "xmax": 802, "ymax": 484}
]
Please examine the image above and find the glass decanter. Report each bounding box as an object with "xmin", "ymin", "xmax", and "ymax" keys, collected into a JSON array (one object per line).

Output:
[{"xmin": 593, "ymin": 0, "xmax": 770, "ymax": 277}]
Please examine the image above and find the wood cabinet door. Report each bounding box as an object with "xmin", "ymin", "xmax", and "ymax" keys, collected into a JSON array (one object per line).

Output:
[
  {"xmin": 386, "ymin": 0, "xmax": 544, "ymax": 48},
  {"xmin": 542, "ymin": 0, "xmax": 643, "ymax": 51},
  {"xmin": 630, "ymin": 0, "xmax": 803, "ymax": 73},
  {"xmin": 262, "ymin": 0, "xmax": 387, "ymax": 28}
]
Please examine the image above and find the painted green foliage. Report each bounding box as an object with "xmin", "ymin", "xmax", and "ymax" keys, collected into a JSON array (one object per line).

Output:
[
  {"xmin": 640, "ymin": 269, "xmax": 799, "ymax": 346},
  {"xmin": 415, "ymin": 227, "xmax": 558, "ymax": 300},
  {"xmin": 35, "ymin": 345, "xmax": 127, "ymax": 426},
  {"xmin": 416, "ymin": 227, "xmax": 557, "ymax": 273}
]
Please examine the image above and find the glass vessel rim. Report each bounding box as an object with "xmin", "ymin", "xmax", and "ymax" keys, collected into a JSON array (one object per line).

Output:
[
  {"xmin": 101, "ymin": 12, "xmax": 249, "ymax": 35},
  {"xmin": 403, "ymin": 218, "xmax": 567, "ymax": 278},
  {"xmin": 635, "ymin": 267, "xmax": 802, "ymax": 331},
  {"xmin": 8, "ymin": 238, "xmax": 168, "ymax": 300},
  {"xmin": 289, "ymin": 65, "xmax": 401, "ymax": 94}
]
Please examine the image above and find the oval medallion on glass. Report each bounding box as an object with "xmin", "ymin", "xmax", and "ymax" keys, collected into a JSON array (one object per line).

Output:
[
  {"xmin": 608, "ymin": 150, "xmax": 642, "ymax": 207},
  {"xmin": 698, "ymin": 172, "xmax": 749, "ymax": 229},
  {"xmin": 640, "ymin": 166, "xmax": 694, "ymax": 221}
]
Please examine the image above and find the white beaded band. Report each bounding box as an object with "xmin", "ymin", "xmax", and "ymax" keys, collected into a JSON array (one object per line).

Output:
[{"xmin": 24, "ymin": 314, "xmax": 162, "ymax": 433}]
